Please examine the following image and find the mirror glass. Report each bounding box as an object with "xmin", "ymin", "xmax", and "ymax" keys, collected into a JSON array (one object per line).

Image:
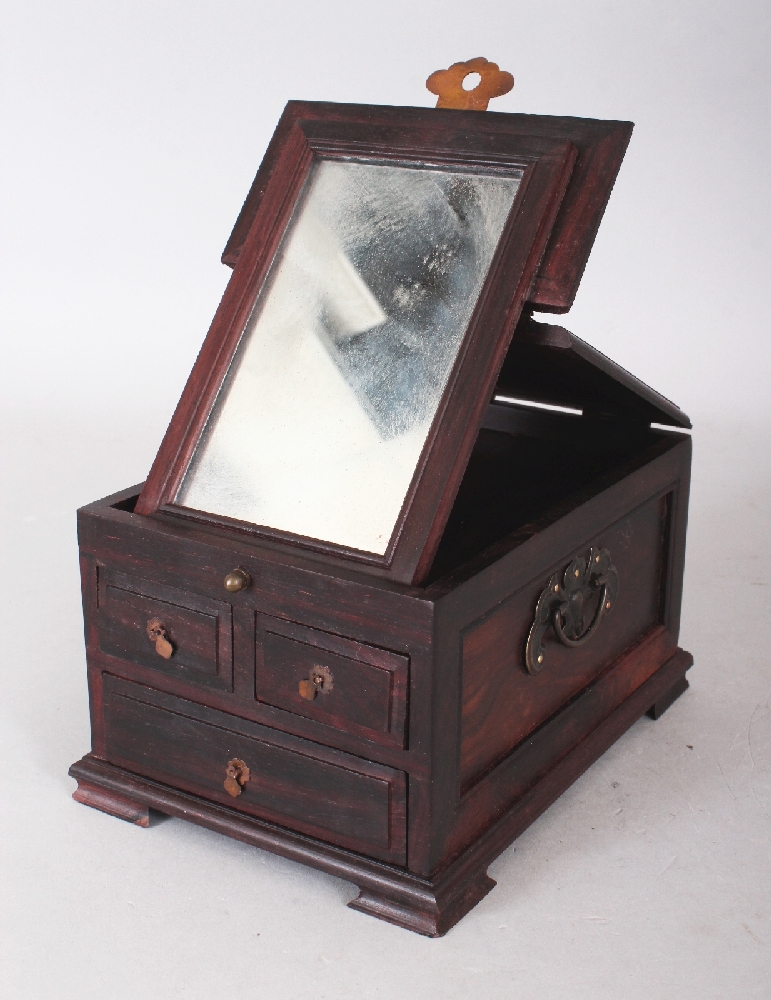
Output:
[{"xmin": 176, "ymin": 158, "xmax": 522, "ymax": 554}]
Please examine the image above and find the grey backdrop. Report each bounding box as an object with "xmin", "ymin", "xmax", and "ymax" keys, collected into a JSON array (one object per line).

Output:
[{"xmin": 1, "ymin": 2, "xmax": 769, "ymax": 998}]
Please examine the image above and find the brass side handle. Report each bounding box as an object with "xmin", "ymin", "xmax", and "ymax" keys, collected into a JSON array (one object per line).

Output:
[
  {"xmin": 146, "ymin": 618, "xmax": 174, "ymax": 659},
  {"xmin": 224, "ymin": 758, "xmax": 250, "ymax": 797},
  {"xmin": 298, "ymin": 665, "xmax": 334, "ymax": 701},
  {"xmin": 525, "ymin": 547, "xmax": 619, "ymax": 674},
  {"xmin": 224, "ymin": 567, "xmax": 251, "ymax": 593}
]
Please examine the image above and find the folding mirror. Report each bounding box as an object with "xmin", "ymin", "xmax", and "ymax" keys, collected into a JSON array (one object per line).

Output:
[
  {"xmin": 136, "ymin": 107, "xmax": 579, "ymax": 583},
  {"xmin": 177, "ymin": 160, "xmax": 523, "ymax": 555}
]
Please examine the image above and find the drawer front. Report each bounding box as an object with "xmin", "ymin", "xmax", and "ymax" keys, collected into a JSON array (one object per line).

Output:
[
  {"xmin": 459, "ymin": 493, "xmax": 671, "ymax": 791},
  {"xmin": 97, "ymin": 570, "xmax": 233, "ymax": 692},
  {"xmin": 102, "ymin": 674, "xmax": 407, "ymax": 864},
  {"xmin": 255, "ymin": 616, "xmax": 409, "ymax": 748}
]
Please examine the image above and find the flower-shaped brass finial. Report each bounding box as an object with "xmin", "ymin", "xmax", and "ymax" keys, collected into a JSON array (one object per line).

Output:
[{"xmin": 426, "ymin": 57, "xmax": 514, "ymax": 111}]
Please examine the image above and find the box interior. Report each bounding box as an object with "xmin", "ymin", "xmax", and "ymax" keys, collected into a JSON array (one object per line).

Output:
[{"xmin": 425, "ymin": 401, "xmax": 686, "ymax": 584}]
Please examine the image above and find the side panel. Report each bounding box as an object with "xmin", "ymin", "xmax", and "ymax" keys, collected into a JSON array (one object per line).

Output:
[
  {"xmin": 459, "ymin": 492, "xmax": 669, "ymax": 791},
  {"xmin": 446, "ymin": 629, "xmax": 685, "ymax": 862},
  {"xmin": 427, "ymin": 436, "xmax": 691, "ymax": 873}
]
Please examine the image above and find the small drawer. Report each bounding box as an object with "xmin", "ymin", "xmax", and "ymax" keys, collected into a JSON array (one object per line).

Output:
[
  {"xmin": 102, "ymin": 675, "xmax": 406, "ymax": 864},
  {"xmin": 97, "ymin": 569, "xmax": 233, "ymax": 691},
  {"xmin": 255, "ymin": 615, "xmax": 409, "ymax": 749}
]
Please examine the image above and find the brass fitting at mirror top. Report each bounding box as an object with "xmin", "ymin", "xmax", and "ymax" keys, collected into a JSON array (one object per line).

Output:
[{"xmin": 426, "ymin": 57, "xmax": 514, "ymax": 111}]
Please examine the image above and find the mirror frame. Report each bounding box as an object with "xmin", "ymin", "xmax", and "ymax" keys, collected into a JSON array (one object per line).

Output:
[
  {"xmin": 222, "ymin": 103, "xmax": 633, "ymax": 314},
  {"xmin": 135, "ymin": 105, "xmax": 577, "ymax": 585}
]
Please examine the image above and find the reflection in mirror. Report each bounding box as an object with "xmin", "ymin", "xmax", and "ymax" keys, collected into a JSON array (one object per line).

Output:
[{"xmin": 176, "ymin": 159, "xmax": 522, "ymax": 554}]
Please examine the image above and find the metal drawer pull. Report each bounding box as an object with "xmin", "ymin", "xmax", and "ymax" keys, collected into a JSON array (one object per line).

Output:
[
  {"xmin": 525, "ymin": 547, "xmax": 619, "ymax": 675},
  {"xmin": 146, "ymin": 618, "xmax": 174, "ymax": 659},
  {"xmin": 224, "ymin": 758, "xmax": 250, "ymax": 797},
  {"xmin": 298, "ymin": 665, "xmax": 334, "ymax": 701},
  {"xmin": 224, "ymin": 567, "xmax": 251, "ymax": 593}
]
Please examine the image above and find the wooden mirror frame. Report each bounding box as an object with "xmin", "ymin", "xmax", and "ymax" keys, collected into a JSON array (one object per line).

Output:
[
  {"xmin": 222, "ymin": 104, "xmax": 634, "ymax": 313},
  {"xmin": 135, "ymin": 106, "xmax": 578, "ymax": 585}
]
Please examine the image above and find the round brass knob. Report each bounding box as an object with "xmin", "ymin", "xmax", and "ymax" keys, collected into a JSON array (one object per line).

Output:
[{"xmin": 224, "ymin": 568, "xmax": 251, "ymax": 593}]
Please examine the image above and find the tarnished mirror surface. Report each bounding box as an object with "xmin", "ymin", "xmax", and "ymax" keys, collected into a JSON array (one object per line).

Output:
[{"xmin": 175, "ymin": 159, "xmax": 522, "ymax": 554}]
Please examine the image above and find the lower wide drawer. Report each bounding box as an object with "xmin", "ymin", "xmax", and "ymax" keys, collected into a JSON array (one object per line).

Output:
[{"xmin": 101, "ymin": 675, "xmax": 407, "ymax": 864}]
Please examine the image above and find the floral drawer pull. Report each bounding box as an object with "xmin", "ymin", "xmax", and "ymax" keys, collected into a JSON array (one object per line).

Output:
[
  {"xmin": 146, "ymin": 618, "xmax": 174, "ymax": 659},
  {"xmin": 224, "ymin": 759, "xmax": 250, "ymax": 798},
  {"xmin": 298, "ymin": 665, "xmax": 334, "ymax": 701}
]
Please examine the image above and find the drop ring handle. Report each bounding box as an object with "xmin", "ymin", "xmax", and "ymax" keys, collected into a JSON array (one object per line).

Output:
[
  {"xmin": 552, "ymin": 579, "xmax": 611, "ymax": 647},
  {"xmin": 525, "ymin": 547, "xmax": 619, "ymax": 674}
]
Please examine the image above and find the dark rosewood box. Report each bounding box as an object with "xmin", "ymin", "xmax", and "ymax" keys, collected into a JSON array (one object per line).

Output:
[{"xmin": 70, "ymin": 101, "xmax": 692, "ymax": 936}]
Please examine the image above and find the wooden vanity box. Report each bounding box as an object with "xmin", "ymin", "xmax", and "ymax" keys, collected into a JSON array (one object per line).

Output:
[{"xmin": 70, "ymin": 100, "xmax": 692, "ymax": 936}]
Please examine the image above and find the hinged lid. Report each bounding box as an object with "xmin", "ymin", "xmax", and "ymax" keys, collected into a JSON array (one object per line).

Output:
[{"xmin": 496, "ymin": 316, "xmax": 691, "ymax": 428}]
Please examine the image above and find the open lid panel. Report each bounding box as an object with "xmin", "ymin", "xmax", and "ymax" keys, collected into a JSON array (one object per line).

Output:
[
  {"xmin": 496, "ymin": 316, "xmax": 692, "ymax": 428},
  {"xmin": 222, "ymin": 102, "xmax": 634, "ymax": 313},
  {"xmin": 135, "ymin": 102, "xmax": 579, "ymax": 585}
]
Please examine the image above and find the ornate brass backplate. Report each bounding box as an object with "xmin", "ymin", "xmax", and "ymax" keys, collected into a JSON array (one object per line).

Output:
[
  {"xmin": 298, "ymin": 664, "xmax": 334, "ymax": 702},
  {"xmin": 525, "ymin": 547, "xmax": 619, "ymax": 674}
]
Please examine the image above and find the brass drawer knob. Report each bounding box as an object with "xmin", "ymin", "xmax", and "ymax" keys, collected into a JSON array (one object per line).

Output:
[
  {"xmin": 298, "ymin": 665, "xmax": 333, "ymax": 701},
  {"xmin": 224, "ymin": 568, "xmax": 251, "ymax": 593},
  {"xmin": 224, "ymin": 758, "xmax": 250, "ymax": 797},
  {"xmin": 146, "ymin": 618, "xmax": 174, "ymax": 659}
]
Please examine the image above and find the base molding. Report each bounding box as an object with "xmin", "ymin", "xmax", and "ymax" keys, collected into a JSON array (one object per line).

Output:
[
  {"xmin": 72, "ymin": 779, "xmax": 150, "ymax": 827},
  {"xmin": 647, "ymin": 674, "xmax": 690, "ymax": 719},
  {"xmin": 70, "ymin": 647, "xmax": 691, "ymax": 936},
  {"xmin": 348, "ymin": 868, "xmax": 497, "ymax": 937}
]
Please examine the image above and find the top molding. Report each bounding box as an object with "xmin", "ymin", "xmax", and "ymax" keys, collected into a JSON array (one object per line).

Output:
[{"xmin": 221, "ymin": 102, "xmax": 633, "ymax": 314}]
